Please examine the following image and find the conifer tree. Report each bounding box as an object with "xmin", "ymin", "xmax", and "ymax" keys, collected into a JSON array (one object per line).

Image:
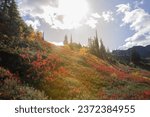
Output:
[
  {"xmin": 63, "ymin": 35, "xmax": 68, "ymax": 45},
  {"xmin": 94, "ymin": 30, "xmax": 100, "ymax": 57},
  {"xmin": 131, "ymin": 49, "xmax": 141, "ymax": 64},
  {"xmin": 99, "ymin": 39, "xmax": 106, "ymax": 59},
  {"xmin": 88, "ymin": 31, "xmax": 107, "ymax": 60},
  {"xmin": 88, "ymin": 31, "xmax": 100, "ymax": 58},
  {"xmin": 70, "ymin": 34, "xmax": 73, "ymax": 44},
  {"xmin": 0, "ymin": 0, "xmax": 10, "ymax": 36},
  {"xmin": 0, "ymin": 0, "xmax": 27, "ymax": 38},
  {"xmin": 8, "ymin": 0, "xmax": 24, "ymax": 37}
]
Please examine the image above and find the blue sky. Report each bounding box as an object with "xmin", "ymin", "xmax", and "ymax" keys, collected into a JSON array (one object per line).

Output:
[{"xmin": 17, "ymin": 0, "xmax": 150, "ymax": 50}]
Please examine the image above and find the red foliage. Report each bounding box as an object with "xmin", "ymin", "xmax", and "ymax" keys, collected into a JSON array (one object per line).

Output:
[
  {"xmin": 142, "ymin": 90, "xmax": 150, "ymax": 99},
  {"xmin": 144, "ymin": 90, "xmax": 150, "ymax": 96},
  {"xmin": 0, "ymin": 67, "xmax": 13, "ymax": 79},
  {"xmin": 0, "ymin": 67, "xmax": 19, "ymax": 82},
  {"xmin": 87, "ymin": 60, "xmax": 150, "ymax": 84},
  {"xmin": 57, "ymin": 67, "xmax": 68, "ymax": 76},
  {"xmin": 26, "ymin": 52, "xmax": 67, "ymax": 81},
  {"xmin": 140, "ymin": 71, "xmax": 150, "ymax": 78}
]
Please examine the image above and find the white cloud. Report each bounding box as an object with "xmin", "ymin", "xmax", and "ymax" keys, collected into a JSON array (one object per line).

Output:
[
  {"xmin": 116, "ymin": 3, "xmax": 131, "ymax": 13},
  {"xmin": 18, "ymin": 0, "xmax": 89, "ymax": 30},
  {"xmin": 91, "ymin": 13, "xmax": 101, "ymax": 19},
  {"xmin": 86, "ymin": 17, "xmax": 98, "ymax": 29},
  {"xmin": 18, "ymin": 0, "xmax": 114, "ymax": 30},
  {"xmin": 25, "ymin": 20, "xmax": 41, "ymax": 30},
  {"xmin": 18, "ymin": 0, "xmax": 56, "ymax": 26},
  {"xmin": 117, "ymin": 3, "xmax": 150, "ymax": 50},
  {"xmin": 86, "ymin": 11, "xmax": 114, "ymax": 28},
  {"xmin": 102, "ymin": 11, "xmax": 114, "ymax": 22}
]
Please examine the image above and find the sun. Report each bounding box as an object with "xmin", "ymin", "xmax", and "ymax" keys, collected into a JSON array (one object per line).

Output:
[{"xmin": 57, "ymin": 0, "xmax": 89, "ymax": 29}]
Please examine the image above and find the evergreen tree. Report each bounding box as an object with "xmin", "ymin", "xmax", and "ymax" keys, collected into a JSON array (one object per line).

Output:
[
  {"xmin": 63, "ymin": 35, "xmax": 68, "ymax": 45},
  {"xmin": 88, "ymin": 37, "xmax": 95, "ymax": 55},
  {"xmin": 88, "ymin": 31, "xmax": 107, "ymax": 60},
  {"xmin": 8, "ymin": 0, "xmax": 24, "ymax": 37},
  {"xmin": 70, "ymin": 34, "xmax": 73, "ymax": 44},
  {"xmin": 94, "ymin": 30, "xmax": 100, "ymax": 57},
  {"xmin": 131, "ymin": 49, "xmax": 141, "ymax": 64},
  {"xmin": 99, "ymin": 39, "xmax": 106, "ymax": 59},
  {"xmin": 42, "ymin": 32, "xmax": 44, "ymax": 40},
  {"xmin": 88, "ymin": 31, "xmax": 100, "ymax": 58},
  {"xmin": 0, "ymin": 0, "xmax": 10, "ymax": 36},
  {"xmin": 0, "ymin": 0, "xmax": 27, "ymax": 38}
]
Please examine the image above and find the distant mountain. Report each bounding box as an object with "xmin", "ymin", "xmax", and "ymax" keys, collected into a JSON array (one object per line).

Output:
[{"xmin": 112, "ymin": 45, "xmax": 150, "ymax": 58}]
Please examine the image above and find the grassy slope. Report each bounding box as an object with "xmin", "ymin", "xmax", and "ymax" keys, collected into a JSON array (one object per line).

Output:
[
  {"xmin": 42, "ymin": 45, "xmax": 150, "ymax": 99},
  {"xmin": 0, "ymin": 40, "xmax": 150, "ymax": 99}
]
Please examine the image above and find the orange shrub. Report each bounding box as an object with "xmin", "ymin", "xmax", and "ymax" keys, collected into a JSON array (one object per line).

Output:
[{"xmin": 26, "ymin": 52, "xmax": 67, "ymax": 83}]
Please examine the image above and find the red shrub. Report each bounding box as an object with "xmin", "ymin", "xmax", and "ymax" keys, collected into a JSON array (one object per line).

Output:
[
  {"xmin": 26, "ymin": 52, "xmax": 67, "ymax": 82},
  {"xmin": 0, "ymin": 67, "xmax": 19, "ymax": 82},
  {"xmin": 87, "ymin": 61, "xmax": 150, "ymax": 84}
]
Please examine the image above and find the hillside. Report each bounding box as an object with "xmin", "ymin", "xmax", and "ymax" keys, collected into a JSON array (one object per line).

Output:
[
  {"xmin": 0, "ymin": 0, "xmax": 150, "ymax": 100},
  {"xmin": 0, "ymin": 39, "xmax": 150, "ymax": 99}
]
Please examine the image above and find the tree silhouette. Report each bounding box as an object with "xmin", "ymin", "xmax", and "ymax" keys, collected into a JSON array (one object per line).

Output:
[
  {"xmin": 70, "ymin": 34, "xmax": 73, "ymax": 44},
  {"xmin": 0, "ymin": 0, "xmax": 10, "ymax": 36},
  {"xmin": 0, "ymin": 0, "xmax": 31, "ymax": 39},
  {"xmin": 88, "ymin": 31, "xmax": 107, "ymax": 59},
  {"xmin": 99, "ymin": 39, "xmax": 106, "ymax": 59},
  {"xmin": 88, "ymin": 31, "xmax": 101, "ymax": 58},
  {"xmin": 63, "ymin": 34, "xmax": 68, "ymax": 45},
  {"xmin": 131, "ymin": 49, "xmax": 141, "ymax": 64},
  {"xmin": 94, "ymin": 31, "xmax": 100, "ymax": 57}
]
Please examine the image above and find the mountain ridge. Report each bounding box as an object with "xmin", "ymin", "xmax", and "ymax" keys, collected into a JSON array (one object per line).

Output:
[{"xmin": 112, "ymin": 45, "xmax": 150, "ymax": 58}]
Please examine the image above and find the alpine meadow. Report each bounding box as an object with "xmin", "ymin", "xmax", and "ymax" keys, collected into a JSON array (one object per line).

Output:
[{"xmin": 0, "ymin": 0, "xmax": 150, "ymax": 100}]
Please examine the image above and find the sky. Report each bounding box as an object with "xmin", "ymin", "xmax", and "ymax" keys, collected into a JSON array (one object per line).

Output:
[{"xmin": 16, "ymin": 0, "xmax": 150, "ymax": 50}]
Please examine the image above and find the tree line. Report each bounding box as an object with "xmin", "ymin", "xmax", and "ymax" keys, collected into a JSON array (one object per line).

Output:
[
  {"xmin": 63, "ymin": 31, "xmax": 111, "ymax": 60},
  {"xmin": 63, "ymin": 34, "xmax": 82, "ymax": 50},
  {"xmin": 88, "ymin": 31, "xmax": 106, "ymax": 59}
]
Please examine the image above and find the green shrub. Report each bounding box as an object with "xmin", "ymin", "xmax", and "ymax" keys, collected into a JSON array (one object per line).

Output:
[{"xmin": 0, "ymin": 78, "xmax": 48, "ymax": 100}]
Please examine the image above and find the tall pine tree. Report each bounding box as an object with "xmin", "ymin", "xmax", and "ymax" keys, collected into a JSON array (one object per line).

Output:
[
  {"xmin": 63, "ymin": 35, "xmax": 68, "ymax": 45},
  {"xmin": 0, "ymin": 0, "xmax": 27, "ymax": 38},
  {"xmin": 94, "ymin": 30, "xmax": 100, "ymax": 57},
  {"xmin": 70, "ymin": 34, "xmax": 73, "ymax": 44},
  {"xmin": 8, "ymin": 0, "xmax": 24, "ymax": 37},
  {"xmin": 131, "ymin": 49, "xmax": 141, "ymax": 64},
  {"xmin": 88, "ymin": 31, "xmax": 100, "ymax": 58},
  {"xmin": 0, "ymin": 0, "xmax": 10, "ymax": 36},
  {"xmin": 99, "ymin": 39, "xmax": 106, "ymax": 59},
  {"xmin": 88, "ymin": 30, "xmax": 107, "ymax": 59}
]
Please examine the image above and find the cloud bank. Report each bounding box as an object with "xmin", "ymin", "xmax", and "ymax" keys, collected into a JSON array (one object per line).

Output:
[
  {"xmin": 116, "ymin": 3, "xmax": 150, "ymax": 49},
  {"xmin": 102, "ymin": 11, "xmax": 114, "ymax": 22},
  {"xmin": 18, "ymin": 0, "xmax": 114, "ymax": 30}
]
